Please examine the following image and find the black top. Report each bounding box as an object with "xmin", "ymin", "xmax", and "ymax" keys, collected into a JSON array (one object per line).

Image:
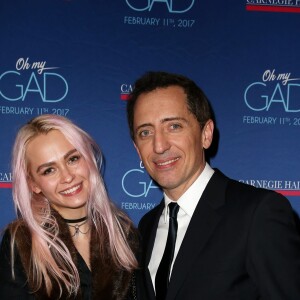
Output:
[{"xmin": 77, "ymin": 250, "xmax": 92, "ymax": 300}]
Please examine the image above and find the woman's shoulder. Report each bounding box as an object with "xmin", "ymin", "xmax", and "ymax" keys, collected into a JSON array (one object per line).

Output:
[
  {"xmin": 0, "ymin": 220, "xmax": 24, "ymax": 258},
  {"xmin": 6, "ymin": 219, "xmax": 28, "ymax": 233},
  {"xmin": 117, "ymin": 212, "xmax": 140, "ymax": 254},
  {"xmin": 0, "ymin": 220, "xmax": 33, "ymax": 299},
  {"xmin": 1, "ymin": 220, "xmax": 30, "ymax": 251}
]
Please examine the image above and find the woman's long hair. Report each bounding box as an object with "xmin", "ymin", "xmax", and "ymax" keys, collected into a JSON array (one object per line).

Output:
[{"xmin": 10, "ymin": 114, "xmax": 137, "ymax": 296}]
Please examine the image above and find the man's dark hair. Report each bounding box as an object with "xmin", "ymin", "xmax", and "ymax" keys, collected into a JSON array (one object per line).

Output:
[{"xmin": 126, "ymin": 71, "xmax": 212, "ymax": 140}]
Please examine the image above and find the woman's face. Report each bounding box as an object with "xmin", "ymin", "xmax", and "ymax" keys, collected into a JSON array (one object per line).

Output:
[{"xmin": 26, "ymin": 130, "xmax": 90, "ymax": 218}]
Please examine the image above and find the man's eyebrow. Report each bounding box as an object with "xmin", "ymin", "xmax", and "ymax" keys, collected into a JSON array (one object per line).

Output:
[
  {"xmin": 134, "ymin": 123, "xmax": 152, "ymax": 135},
  {"xmin": 161, "ymin": 117, "xmax": 188, "ymax": 123},
  {"xmin": 134, "ymin": 117, "xmax": 188, "ymax": 134},
  {"xmin": 36, "ymin": 149, "xmax": 78, "ymax": 173}
]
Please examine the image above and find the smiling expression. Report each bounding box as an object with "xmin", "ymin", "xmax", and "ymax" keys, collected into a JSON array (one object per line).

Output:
[
  {"xmin": 26, "ymin": 130, "xmax": 90, "ymax": 218},
  {"xmin": 133, "ymin": 86, "xmax": 214, "ymax": 200}
]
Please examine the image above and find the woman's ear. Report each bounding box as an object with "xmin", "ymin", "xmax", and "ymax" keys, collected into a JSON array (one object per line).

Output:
[
  {"xmin": 28, "ymin": 176, "xmax": 41, "ymax": 194},
  {"xmin": 32, "ymin": 185, "xmax": 42, "ymax": 194}
]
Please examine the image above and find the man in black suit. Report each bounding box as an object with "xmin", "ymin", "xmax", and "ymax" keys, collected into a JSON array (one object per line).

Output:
[{"xmin": 126, "ymin": 71, "xmax": 300, "ymax": 300}]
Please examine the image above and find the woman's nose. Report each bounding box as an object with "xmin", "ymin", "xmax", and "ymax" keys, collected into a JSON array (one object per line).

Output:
[{"xmin": 61, "ymin": 167, "xmax": 75, "ymax": 183}]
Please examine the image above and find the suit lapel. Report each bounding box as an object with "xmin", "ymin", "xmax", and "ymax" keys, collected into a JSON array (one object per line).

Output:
[
  {"xmin": 167, "ymin": 171, "xmax": 229, "ymax": 299},
  {"xmin": 142, "ymin": 200, "xmax": 165, "ymax": 299},
  {"xmin": 144, "ymin": 200, "xmax": 165, "ymax": 266}
]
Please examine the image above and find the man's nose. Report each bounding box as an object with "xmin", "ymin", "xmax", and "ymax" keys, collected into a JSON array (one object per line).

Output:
[{"xmin": 153, "ymin": 131, "xmax": 170, "ymax": 154}]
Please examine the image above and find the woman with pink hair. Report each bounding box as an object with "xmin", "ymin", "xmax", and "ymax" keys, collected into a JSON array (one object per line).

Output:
[{"xmin": 0, "ymin": 114, "xmax": 138, "ymax": 299}]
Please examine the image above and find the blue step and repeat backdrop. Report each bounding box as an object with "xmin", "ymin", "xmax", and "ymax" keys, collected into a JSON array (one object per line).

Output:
[{"xmin": 1, "ymin": 0, "xmax": 300, "ymax": 229}]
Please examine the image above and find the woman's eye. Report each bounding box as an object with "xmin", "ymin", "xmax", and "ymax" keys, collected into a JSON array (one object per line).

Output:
[
  {"xmin": 42, "ymin": 168, "xmax": 54, "ymax": 176},
  {"xmin": 68, "ymin": 155, "xmax": 81, "ymax": 164}
]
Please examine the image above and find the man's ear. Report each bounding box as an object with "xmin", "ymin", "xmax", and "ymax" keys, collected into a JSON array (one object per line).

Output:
[{"xmin": 202, "ymin": 119, "xmax": 214, "ymax": 150}]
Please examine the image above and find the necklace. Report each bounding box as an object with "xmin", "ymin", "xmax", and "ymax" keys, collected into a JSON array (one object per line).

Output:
[
  {"xmin": 63, "ymin": 216, "xmax": 88, "ymax": 223},
  {"xmin": 63, "ymin": 216, "xmax": 89, "ymax": 238}
]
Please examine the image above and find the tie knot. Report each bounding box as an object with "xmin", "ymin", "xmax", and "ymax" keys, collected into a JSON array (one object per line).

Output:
[{"xmin": 168, "ymin": 202, "xmax": 179, "ymax": 219}]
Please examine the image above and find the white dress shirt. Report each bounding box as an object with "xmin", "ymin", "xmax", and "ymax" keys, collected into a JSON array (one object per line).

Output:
[{"xmin": 148, "ymin": 163, "xmax": 215, "ymax": 290}]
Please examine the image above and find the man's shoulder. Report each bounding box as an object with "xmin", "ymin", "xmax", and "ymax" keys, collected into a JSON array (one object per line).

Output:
[
  {"xmin": 214, "ymin": 169, "xmax": 282, "ymax": 196},
  {"xmin": 138, "ymin": 201, "xmax": 162, "ymax": 231},
  {"xmin": 213, "ymin": 169, "xmax": 289, "ymax": 209},
  {"xmin": 227, "ymin": 175, "xmax": 285, "ymax": 200},
  {"xmin": 140, "ymin": 201, "xmax": 162, "ymax": 220}
]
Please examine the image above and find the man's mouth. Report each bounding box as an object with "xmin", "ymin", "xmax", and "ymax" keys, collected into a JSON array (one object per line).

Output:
[{"xmin": 156, "ymin": 157, "xmax": 179, "ymax": 166}]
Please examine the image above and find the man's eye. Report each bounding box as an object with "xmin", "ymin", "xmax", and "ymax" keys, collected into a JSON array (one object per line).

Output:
[
  {"xmin": 170, "ymin": 123, "xmax": 182, "ymax": 130},
  {"xmin": 139, "ymin": 130, "xmax": 150, "ymax": 137}
]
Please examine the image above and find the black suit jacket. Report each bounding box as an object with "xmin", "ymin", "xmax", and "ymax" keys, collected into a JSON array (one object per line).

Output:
[{"xmin": 136, "ymin": 170, "xmax": 300, "ymax": 300}]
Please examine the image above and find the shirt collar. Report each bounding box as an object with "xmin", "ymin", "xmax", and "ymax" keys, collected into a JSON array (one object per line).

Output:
[{"xmin": 163, "ymin": 163, "xmax": 214, "ymax": 222}]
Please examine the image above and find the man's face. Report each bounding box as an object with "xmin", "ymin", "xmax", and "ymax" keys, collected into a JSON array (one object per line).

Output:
[{"xmin": 133, "ymin": 85, "xmax": 213, "ymax": 200}]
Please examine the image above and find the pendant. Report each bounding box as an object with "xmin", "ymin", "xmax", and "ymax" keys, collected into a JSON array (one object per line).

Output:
[{"xmin": 74, "ymin": 224, "xmax": 80, "ymax": 238}]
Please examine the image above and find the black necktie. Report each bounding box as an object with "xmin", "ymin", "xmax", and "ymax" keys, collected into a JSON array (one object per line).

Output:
[{"xmin": 155, "ymin": 202, "xmax": 180, "ymax": 300}]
